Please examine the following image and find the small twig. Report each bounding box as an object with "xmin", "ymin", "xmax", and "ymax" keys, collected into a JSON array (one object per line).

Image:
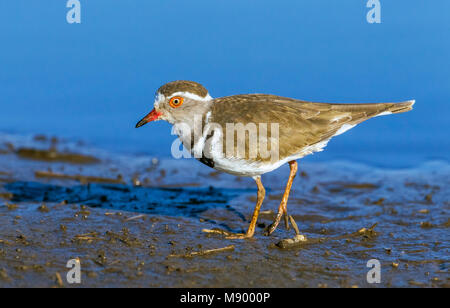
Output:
[
  {"xmin": 358, "ymin": 222, "xmax": 378, "ymax": 235},
  {"xmin": 368, "ymin": 223, "xmax": 378, "ymax": 232},
  {"xmin": 202, "ymin": 228, "xmax": 234, "ymax": 236},
  {"xmin": 260, "ymin": 210, "xmax": 274, "ymax": 215},
  {"xmin": 168, "ymin": 245, "xmax": 235, "ymax": 258},
  {"xmin": 74, "ymin": 232, "xmax": 102, "ymax": 242},
  {"xmin": 75, "ymin": 232, "xmax": 99, "ymax": 237},
  {"xmin": 125, "ymin": 214, "xmax": 146, "ymax": 222},
  {"xmin": 74, "ymin": 236, "xmax": 99, "ymax": 241},
  {"xmin": 55, "ymin": 272, "xmax": 64, "ymax": 287}
]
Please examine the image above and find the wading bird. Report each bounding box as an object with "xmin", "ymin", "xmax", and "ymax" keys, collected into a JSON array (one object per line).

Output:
[{"xmin": 136, "ymin": 80, "xmax": 414, "ymax": 239}]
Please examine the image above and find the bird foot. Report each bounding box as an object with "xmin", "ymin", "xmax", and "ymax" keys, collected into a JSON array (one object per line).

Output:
[
  {"xmin": 265, "ymin": 214, "xmax": 297, "ymax": 236},
  {"xmin": 265, "ymin": 213, "xmax": 290, "ymax": 236},
  {"xmin": 284, "ymin": 214, "xmax": 290, "ymax": 230},
  {"xmin": 264, "ymin": 224, "xmax": 276, "ymax": 236}
]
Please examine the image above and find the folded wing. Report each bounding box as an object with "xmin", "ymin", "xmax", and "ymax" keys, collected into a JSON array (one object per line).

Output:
[{"xmin": 210, "ymin": 94, "xmax": 414, "ymax": 162}]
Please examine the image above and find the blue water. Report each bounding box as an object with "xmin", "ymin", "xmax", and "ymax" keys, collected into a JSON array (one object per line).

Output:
[{"xmin": 0, "ymin": 1, "xmax": 449, "ymax": 168}]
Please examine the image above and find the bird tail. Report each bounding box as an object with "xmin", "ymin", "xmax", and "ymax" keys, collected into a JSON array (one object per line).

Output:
[
  {"xmin": 383, "ymin": 100, "xmax": 415, "ymax": 114},
  {"xmin": 329, "ymin": 99, "xmax": 415, "ymax": 118},
  {"xmin": 339, "ymin": 100, "xmax": 415, "ymax": 118}
]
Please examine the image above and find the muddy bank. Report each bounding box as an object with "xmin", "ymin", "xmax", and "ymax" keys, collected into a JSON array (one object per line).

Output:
[{"xmin": 0, "ymin": 133, "xmax": 448, "ymax": 287}]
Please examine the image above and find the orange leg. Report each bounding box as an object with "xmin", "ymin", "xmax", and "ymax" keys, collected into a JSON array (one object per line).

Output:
[
  {"xmin": 265, "ymin": 160, "xmax": 298, "ymax": 236},
  {"xmin": 203, "ymin": 176, "xmax": 266, "ymax": 239}
]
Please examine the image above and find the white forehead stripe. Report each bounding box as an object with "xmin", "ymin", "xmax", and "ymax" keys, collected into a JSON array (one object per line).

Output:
[
  {"xmin": 167, "ymin": 91, "xmax": 213, "ymax": 102},
  {"xmin": 155, "ymin": 91, "xmax": 213, "ymax": 103}
]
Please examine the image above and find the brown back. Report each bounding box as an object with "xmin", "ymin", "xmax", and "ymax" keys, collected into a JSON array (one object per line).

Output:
[{"xmin": 210, "ymin": 94, "xmax": 413, "ymax": 162}]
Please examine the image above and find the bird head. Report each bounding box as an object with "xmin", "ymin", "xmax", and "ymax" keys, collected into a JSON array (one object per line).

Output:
[{"xmin": 135, "ymin": 80, "xmax": 213, "ymax": 128}]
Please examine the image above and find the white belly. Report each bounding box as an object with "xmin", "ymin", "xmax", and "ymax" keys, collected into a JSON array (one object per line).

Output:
[
  {"xmin": 184, "ymin": 120, "xmax": 332, "ymax": 177},
  {"xmin": 196, "ymin": 125, "xmax": 305, "ymax": 177}
]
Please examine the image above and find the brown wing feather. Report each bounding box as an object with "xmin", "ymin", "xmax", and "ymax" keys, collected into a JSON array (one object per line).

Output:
[{"xmin": 210, "ymin": 94, "xmax": 413, "ymax": 162}]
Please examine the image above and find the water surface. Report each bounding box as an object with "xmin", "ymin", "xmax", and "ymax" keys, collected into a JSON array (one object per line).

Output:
[{"xmin": 0, "ymin": 1, "xmax": 449, "ymax": 167}]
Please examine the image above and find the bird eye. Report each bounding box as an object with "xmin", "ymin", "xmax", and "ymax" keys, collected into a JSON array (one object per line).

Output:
[{"xmin": 169, "ymin": 96, "xmax": 184, "ymax": 108}]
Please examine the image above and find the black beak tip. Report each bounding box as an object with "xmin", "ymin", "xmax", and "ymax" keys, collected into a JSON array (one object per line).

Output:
[{"xmin": 135, "ymin": 119, "xmax": 146, "ymax": 128}]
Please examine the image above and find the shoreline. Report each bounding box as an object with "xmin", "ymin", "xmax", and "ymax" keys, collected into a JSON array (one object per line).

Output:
[{"xmin": 0, "ymin": 132, "xmax": 448, "ymax": 287}]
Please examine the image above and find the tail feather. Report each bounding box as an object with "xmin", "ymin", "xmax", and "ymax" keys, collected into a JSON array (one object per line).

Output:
[
  {"xmin": 386, "ymin": 100, "xmax": 415, "ymax": 114},
  {"xmin": 329, "ymin": 100, "xmax": 415, "ymax": 116},
  {"xmin": 326, "ymin": 99, "xmax": 415, "ymax": 132},
  {"xmin": 294, "ymin": 99, "xmax": 415, "ymax": 143}
]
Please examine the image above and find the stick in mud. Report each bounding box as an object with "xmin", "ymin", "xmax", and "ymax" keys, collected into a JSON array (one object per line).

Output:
[
  {"xmin": 357, "ymin": 223, "xmax": 378, "ymax": 235},
  {"xmin": 125, "ymin": 214, "xmax": 146, "ymax": 222},
  {"xmin": 55, "ymin": 272, "xmax": 64, "ymax": 287},
  {"xmin": 168, "ymin": 245, "xmax": 235, "ymax": 258},
  {"xmin": 202, "ymin": 228, "xmax": 235, "ymax": 236}
]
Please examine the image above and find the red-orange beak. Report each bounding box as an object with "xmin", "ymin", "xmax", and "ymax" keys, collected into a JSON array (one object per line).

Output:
[{"xmin": 135, "ymin": 109, "xmax": 162, "ymax": 128}]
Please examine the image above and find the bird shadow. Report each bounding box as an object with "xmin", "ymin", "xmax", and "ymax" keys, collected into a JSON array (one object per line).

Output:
[{"xmin": 3, "ymin": 181, "xmax": 253, "ymax": 232}]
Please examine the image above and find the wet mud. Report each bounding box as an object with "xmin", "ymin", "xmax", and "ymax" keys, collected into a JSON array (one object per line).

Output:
[{"xmin": 0, "ymin": 133, "xmax": 448, "ymax": 287}]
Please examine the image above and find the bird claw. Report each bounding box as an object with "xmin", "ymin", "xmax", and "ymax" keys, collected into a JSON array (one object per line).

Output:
[
  {"xmin": 264, "ymin": 224, "xmax": 276, "ymax": 236},
  {"xmin": 265, "ymin": 213, "xmax": 293, "ymax": 236},
  {"xmin": 284, "ymin": 214, "xmax": 290, "ymax": 230}
]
